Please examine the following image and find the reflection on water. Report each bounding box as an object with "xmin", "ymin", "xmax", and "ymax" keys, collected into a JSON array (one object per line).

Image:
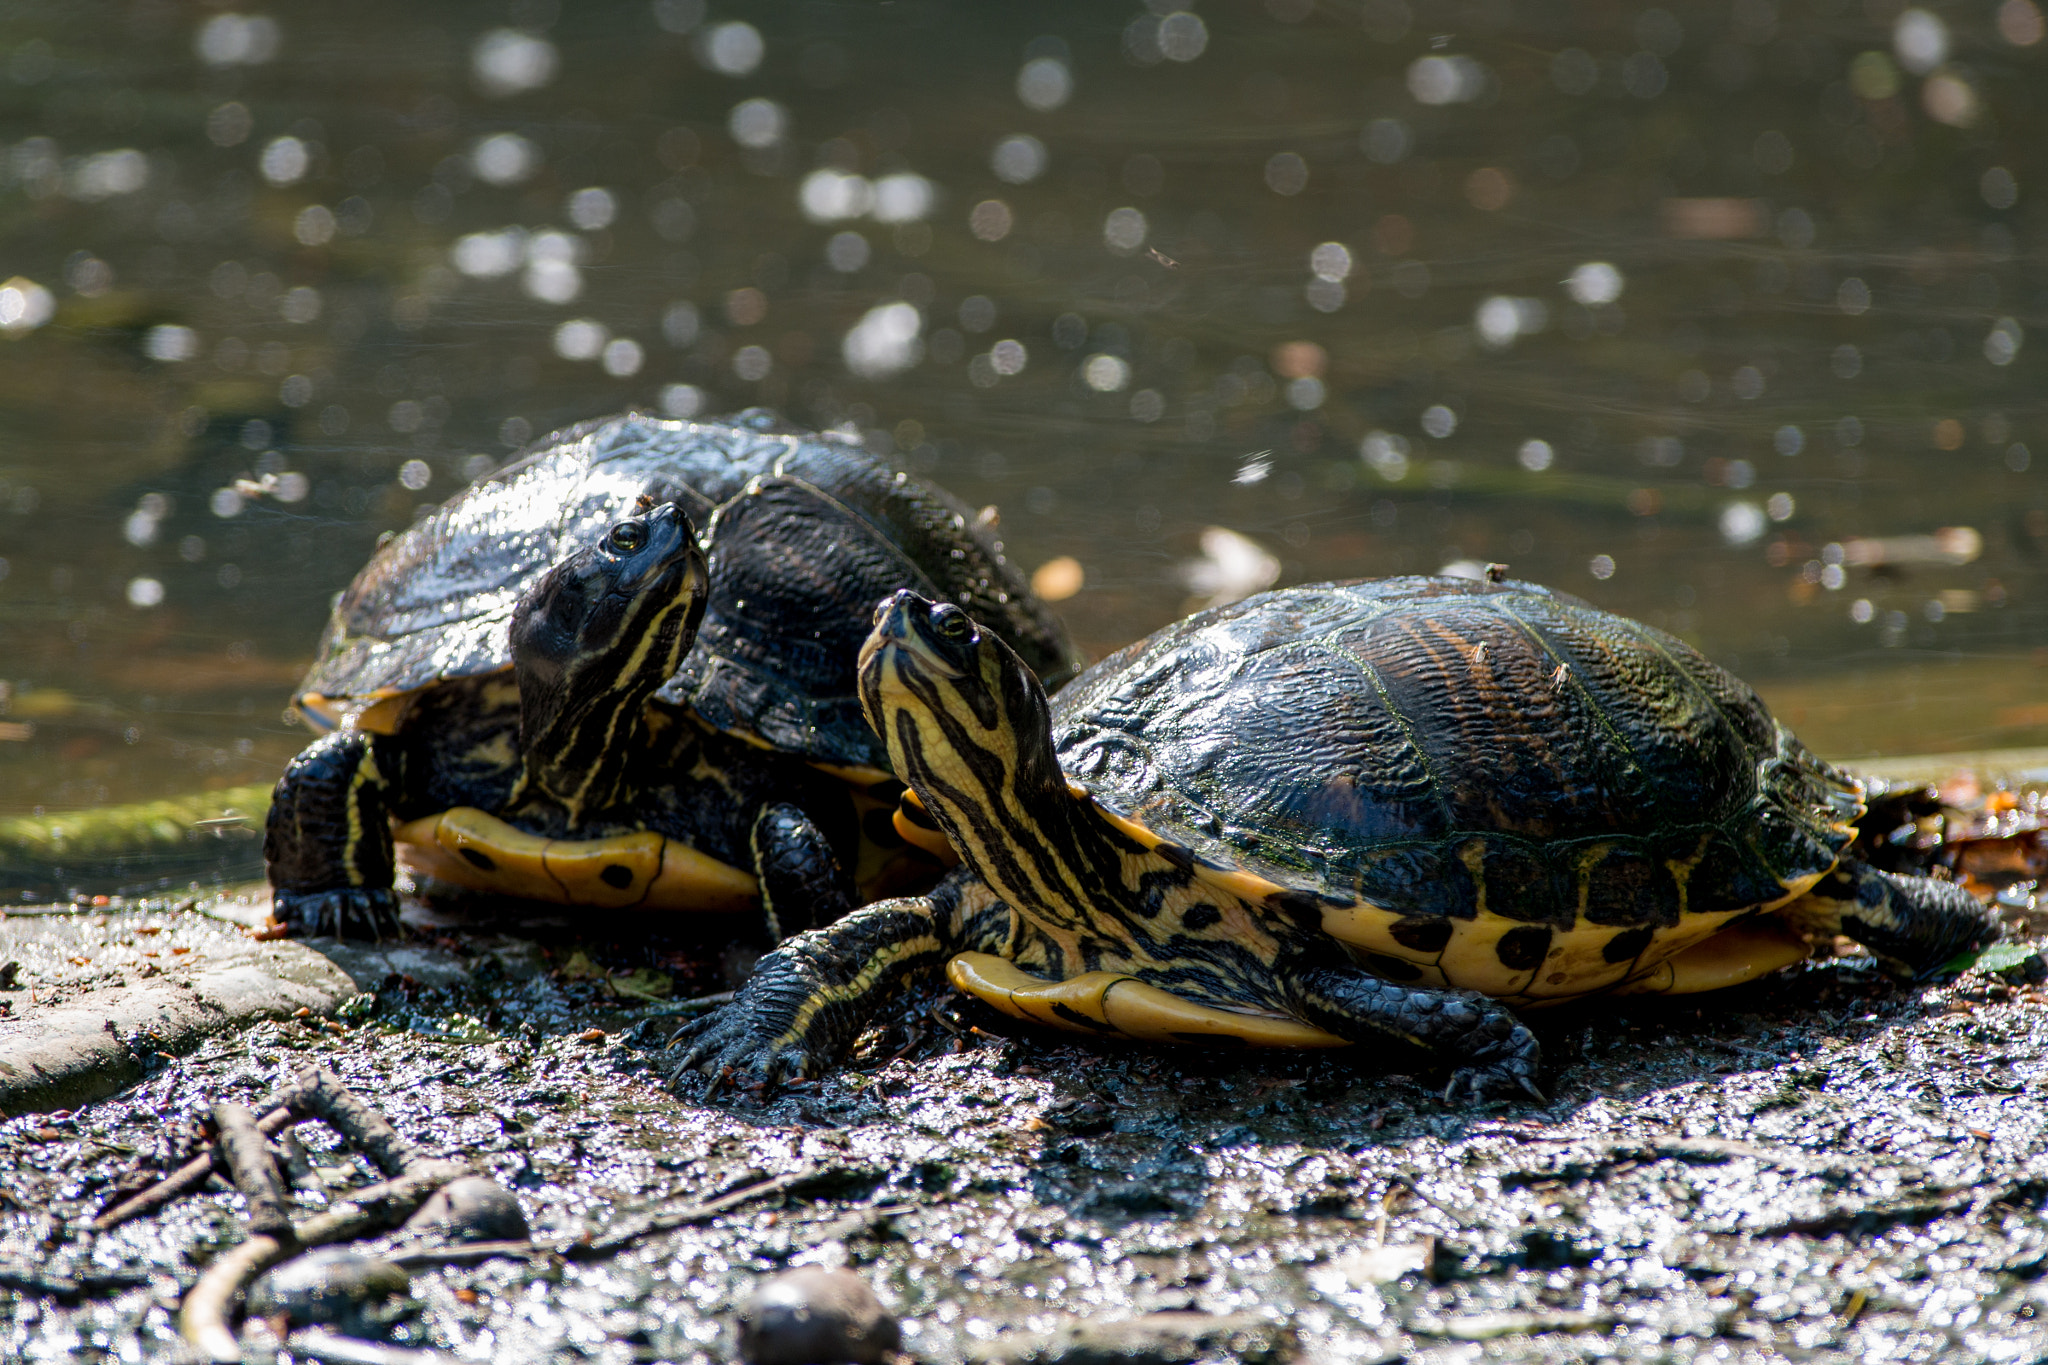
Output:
[{"xmin": 1, "ymin": 0, "xmax": 2045, "ymax": 824}]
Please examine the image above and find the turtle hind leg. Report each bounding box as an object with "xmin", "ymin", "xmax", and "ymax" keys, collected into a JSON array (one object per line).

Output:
[
  {"xmin": 1798, "ymin": 860, "xmax": 2001, "ymax": 977},
  {"xmin": 1281, "ymin": 962, "xmax": 1544, "ymax": 1103},
  {"xmin": 263, "ymin": 731, "xmax": 403, "ymax": 940}
]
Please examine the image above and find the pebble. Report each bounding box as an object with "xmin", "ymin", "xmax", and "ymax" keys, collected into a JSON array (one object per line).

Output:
[
  {"xmin": 736, "ymin": 1267, "xmax": 902, "ymax": 1365},
  {"xmin": 400, "ymin": 1175, "xmax": 531, "ymax": 1243},
  {"xmin": 247, "ymin": 1250, "xmax": 412, "ymax": 1334}
]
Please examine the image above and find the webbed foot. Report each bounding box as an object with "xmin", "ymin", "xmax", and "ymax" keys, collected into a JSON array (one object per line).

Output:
[
  {"xmin": 271, "ymin": 887, "xmax": 402, "ymax": 941},
  {"xmin": 1284, "ymin": 963, "xmax": 1545, "ymax": 1105},
  {"xmin": 660, "ymin": 896, "xmax": 950, "ymax": 1093},
  {"xmin": 663, "ymin": 1001, "xmax": 825, "ymax": 1091},
  {"xmin": 1441, "ymin": 1020, "xmax": 1547, "ymax": 1104}
]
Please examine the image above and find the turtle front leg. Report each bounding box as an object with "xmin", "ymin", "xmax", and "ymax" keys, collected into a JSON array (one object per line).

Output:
[
  {"xmin": 1795, "ymin": 860, "xmax": 2001, "ymax": 976},
  {"xmin": 665, "ymin": 875, "xmax": 1000, "ymax": 1086},
  {"xmin": 1281, "ymin": 963, "xmax": 1544, "ymax": 1103},
  {"xmin": 263, "ymin": 731, "xmax": 403, "ymax": 940},
  {"xmin": 749, "ymin": 802, "xmax": 855, "ymax": 942}
]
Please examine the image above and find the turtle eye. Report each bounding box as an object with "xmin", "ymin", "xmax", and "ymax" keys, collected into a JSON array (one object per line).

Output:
[
  {"xmin": 608, "ymin": 520, "xmax": 647, "ymax": 553},
  {"xmin": 932, "ymin": 606, "xmax": 973, "ymax": 641}
]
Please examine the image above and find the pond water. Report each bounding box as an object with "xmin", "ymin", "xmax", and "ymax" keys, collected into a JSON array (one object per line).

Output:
[{"xmin": 0, "ymin": 0, "xmax": 2044, "ymax": 827}]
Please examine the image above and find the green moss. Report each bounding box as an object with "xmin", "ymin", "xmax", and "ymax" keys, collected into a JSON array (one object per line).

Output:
[{"xmin": 0, "ymin": 784, "xmax": 272, "ymax": 859}]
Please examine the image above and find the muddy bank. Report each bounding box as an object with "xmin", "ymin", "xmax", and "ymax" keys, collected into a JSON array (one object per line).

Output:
[{"xmin": 4, "ymin": 885, "xmax": 2047, "ymax": 1362}]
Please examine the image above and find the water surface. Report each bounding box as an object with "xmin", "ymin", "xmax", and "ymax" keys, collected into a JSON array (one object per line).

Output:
[{"xmin": 1, "ymin": 0, "xmax": 2044, "ymax": 829}]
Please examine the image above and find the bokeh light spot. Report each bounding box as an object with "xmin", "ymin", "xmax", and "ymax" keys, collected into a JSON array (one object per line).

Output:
[
  {"xmin": 700, "ymin": 21, "xmax": 764, "ymax": 75},
  {"xmin": 991, "ymin": 135, "xmax": 1048, "ymax": 185},
  {"xmin": 1565, "ymin": 261, "xmax": 1623, "ymax": 305},
  {"xmin": 472, "ymin": 29, "xmax": 558, "ymax": 96},
  {"xmin": 844, "ymin": 301, "xmax": 924, "ymax": 378},
  {"xmin": 1103, "ymin": 207, "xmax": 1147, "ymax": 254},
  {"xmin": 1084, "ymin": 354, "xmax": 1131, "ymax": 392},
  {"xmin": 1018, "ymin": 56, "xmax": 1073, "ymax": 111}
]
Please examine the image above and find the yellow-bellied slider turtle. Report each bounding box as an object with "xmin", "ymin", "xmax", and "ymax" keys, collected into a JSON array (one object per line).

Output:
[
  {"xmin": 264, "ymin": 411, "xmax": 1078, "ymax": 938},
  {"xmin": 669, "ymin": 576, "xmax": 1999, "ymax": 1099}
]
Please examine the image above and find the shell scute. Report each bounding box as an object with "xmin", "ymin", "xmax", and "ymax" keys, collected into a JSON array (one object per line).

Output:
[
  {"xmin": 1580, "ymin": 842, "xmax": 1683, "ymax": 927},
  {"xmin": 1352, "ymin": 842, "xmax": 1479, "ymax": 922}
]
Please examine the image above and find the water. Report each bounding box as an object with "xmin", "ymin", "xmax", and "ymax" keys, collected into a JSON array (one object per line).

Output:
[{"xmin": 1, "ymin": 0, "xmax": 2045, "ymax": 826}]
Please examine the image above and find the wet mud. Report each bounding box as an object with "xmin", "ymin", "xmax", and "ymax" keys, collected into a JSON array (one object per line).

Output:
[{"xmin": 5, "ymin": 877, "xmax": 2048, "ymax": 1363}]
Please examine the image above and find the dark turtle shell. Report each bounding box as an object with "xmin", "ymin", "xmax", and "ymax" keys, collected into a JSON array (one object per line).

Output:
[
  {"xmin": 297, "ymin": 410, "xmax": 1079, "ymax": 771},
  {"xmin": 1049, "ymin": 576, "xmax": 1861, "ymax": 989}
]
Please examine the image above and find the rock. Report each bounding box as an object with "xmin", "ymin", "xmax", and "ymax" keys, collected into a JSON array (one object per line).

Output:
[
  {"xmin": 400, "ymin": 1175, "xmax": 530, "ymax": 1243},
  {"xmin": 0, "ymin": 903, "xmax": 359, "ymax": 1118},
  {"xmin": 247, "ymin": 1250, "xmax": 413, "ymax": 1336},
  {"xmin": 736, "ymin": 1267, "xmax": 901, "ymax": 1365},
  {"xmin": 967, "ymin": 1311, "xmax": 1296, "ymax": 1365}
]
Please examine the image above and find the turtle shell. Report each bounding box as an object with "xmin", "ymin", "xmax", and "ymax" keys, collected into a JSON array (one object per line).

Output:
[
  {"xmin": 1048, "ymin": 576, "xmax": 1863, "ymax": 1004},
  {"xmin": 296, "ymin": 410, "xmax": 1079, "ymax": 772}
]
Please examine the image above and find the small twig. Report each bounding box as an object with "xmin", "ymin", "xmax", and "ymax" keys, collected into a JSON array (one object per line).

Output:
[
  {"xmin": 0, "ymin": 1265, "xmax": 152, "ymax": 1303},
  {"xmin": 291, "ymin": 1067, "xmax": 421, "ymax": 1176},
  {"xmin": 94, "ymin": 1103, "xmax": 302, "ymax": 1231},
  {"xmin": 636, "ymin": 990, "xmax": 735, "ymax": 1019},
  {"xmin": 1484, "ymin": 1130, "xmax": 1901, "ymax": 1177},
  {"xmin": 384, "ymin": 1239, "xmax": 538, "ymax": 1269},
  {"xmin": 272, "ymin": 1128, "xmax": 320, "ymax": 1193},
  {"xmin": 213, "ymin": 1102, "xmax": 294, "ymax": 1241},
  {"xmin": 565, "ymin": 1169, "xmax": 814, "ymax": 1260},
  {"xmin": 181, "ymin": 1234, "xmax": 282, "ymax": 1362},
  {"xmin": 291, "ymin": 1162, "xmax": 469, "ymax": 1246},
  {"xmin": 1389, "ymin": 1177, "xmax": 1474, "ymax": 1229},
  {"xmin": 286, "ymin": 1326, "xmax": 461, "ymax": 1364}
]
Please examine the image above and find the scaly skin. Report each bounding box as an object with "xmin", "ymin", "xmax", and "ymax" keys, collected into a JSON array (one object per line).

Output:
[
  {"xmin": 750, "ymin": 802, "xmax": 855, "ymax": 943},
  {"xmin": 263, "ymin": 730, "xmax": 403, "ymax": 939},
  {"xmin": 1796, "ymin": 859, "xmax": 2001, "ymax": 974},
  {"xmin": 666, "ymin": 885, "xmax": 970, "ymax": 1086},
  {"xmin": 1281, "ymin": 962, "xmax": 1544, "ymax": 1102}
]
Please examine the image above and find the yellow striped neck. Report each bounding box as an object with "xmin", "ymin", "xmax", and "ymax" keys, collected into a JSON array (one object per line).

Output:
[
  {"xmin": 512, "ymin": 563, "xmax": 701, "ymax": 825},
  {"xmin": 870, "ymin": 642, "xmax": 1089, "ymax": 933}
]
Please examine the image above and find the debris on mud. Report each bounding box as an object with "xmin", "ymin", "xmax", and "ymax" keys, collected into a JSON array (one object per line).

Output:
[{"xmin": 2, "ymin": 775, "xmax": 2047, "ymax": 1361}]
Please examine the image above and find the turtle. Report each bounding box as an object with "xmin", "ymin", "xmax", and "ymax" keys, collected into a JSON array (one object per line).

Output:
[
  {"xmin": 264, "ymin": 410, "xmax": 1079, "ymax": 939},
  {"xmin": 667, "ymin": 576, "xmax": 2001, "ymax": 1100}
]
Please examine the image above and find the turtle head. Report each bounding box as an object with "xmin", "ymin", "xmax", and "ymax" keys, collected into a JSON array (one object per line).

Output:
[
  {"xmin": 859, "ymin": 589, "xmax": 1066, "ymax": 841},
  {"xmin": 509, "ymin": 501, "xmax": 708, "ymax": 818}
]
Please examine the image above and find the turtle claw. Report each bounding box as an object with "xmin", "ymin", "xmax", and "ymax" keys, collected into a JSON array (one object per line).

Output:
[
  {"xmin": 1441, "ymin": 1062, "xmax": 1545, "ymax": 1106},
  {"xmin": 662, "ymin": 1004, "xmax": 820, "ymax": 1095},
  {"xmin": 1440, "ymin": 1022, "xmax": 1546, "ymax": 1105},
  {"xmin": 271, "ymin": 887, "xmax": 402, "ymax": 941}
]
